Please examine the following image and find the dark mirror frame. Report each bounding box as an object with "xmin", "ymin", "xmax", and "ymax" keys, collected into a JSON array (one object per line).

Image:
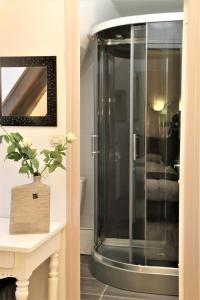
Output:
[{"xmin": 0, "ymin": 56, "xmax": 57, "ymax": 126}]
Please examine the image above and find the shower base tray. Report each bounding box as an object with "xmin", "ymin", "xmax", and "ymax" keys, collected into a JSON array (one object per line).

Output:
[{"xmin": 91, "ymin": 246, "xmax": 178, "ymax": 296}]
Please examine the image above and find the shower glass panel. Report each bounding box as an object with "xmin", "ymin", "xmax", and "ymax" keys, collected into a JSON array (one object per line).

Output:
[
  {"xmin": 131, "ymin": 24, "xmax": 146, "ymax": 265},
  {"xmin": 97, "ymin": 26, "xmax": 131, "ymax": 263},
  {"xmin": 145, "ymin": 21, "xmax": 182, "ymax": 268}
]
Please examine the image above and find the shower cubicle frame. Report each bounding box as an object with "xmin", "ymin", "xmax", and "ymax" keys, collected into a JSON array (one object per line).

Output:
[{"xmin": 91, "ymin": 12, "xmax": 183, "ymax": 296}]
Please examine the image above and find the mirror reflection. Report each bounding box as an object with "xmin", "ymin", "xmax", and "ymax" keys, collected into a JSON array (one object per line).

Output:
[{"xmin": 0, "ymin": 66, "xmax": 47, "ymax": 117}]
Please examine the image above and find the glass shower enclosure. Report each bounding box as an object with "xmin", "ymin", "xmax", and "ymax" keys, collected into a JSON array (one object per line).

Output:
[{"xmin": 91, "ymin": 13, "xmax": 183, "ymax": 296}]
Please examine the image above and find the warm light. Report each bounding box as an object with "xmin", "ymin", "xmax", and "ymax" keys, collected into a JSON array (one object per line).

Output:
[{"xmin": 152, "ymin": 98, "xmax": 165, "ymax": 112}]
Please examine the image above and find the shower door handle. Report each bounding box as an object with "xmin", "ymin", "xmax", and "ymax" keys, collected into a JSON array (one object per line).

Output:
[
  {"xmin": 133, "ymin": 133, "xmax": 137, "ymax": 161},
  {"xmin": 91, "ymin": 134, "xmax": 99, "ymax": 156}
]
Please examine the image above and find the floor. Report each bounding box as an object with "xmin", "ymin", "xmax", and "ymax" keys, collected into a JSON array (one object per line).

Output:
[{"xmin": 81, "ymin": 255, "xmax": 179, "ymax": 300}]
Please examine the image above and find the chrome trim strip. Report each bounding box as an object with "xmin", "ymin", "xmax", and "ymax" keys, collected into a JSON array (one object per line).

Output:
[
  {"xmin": 144, "ymin": 22, "xmax": 148, "ymax": 266},
  {"xmin": 129, "ymin": 25, "xmax": 134, "ymax": 263},
  {"xmin": 99, "ymin": 38, "xmax": 131, "ymax": 45},
  {"xmin": 94, "ymin": 37, "xmax": 99, "ymax": 245},
  {"xmin": 98, "ymin": 40, "xmax": 181, "ymax": 46}
]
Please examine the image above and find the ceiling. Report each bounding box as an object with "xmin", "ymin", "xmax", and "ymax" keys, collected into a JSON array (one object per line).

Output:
[{"xmin": 112, "ymin": 0, "xmax": 183, "ymax": 16}]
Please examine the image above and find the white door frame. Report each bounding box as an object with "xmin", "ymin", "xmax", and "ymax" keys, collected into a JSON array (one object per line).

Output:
[
  {"xmin": 65, "ymin": 0, "xmax": 80, "ymax": 299},
  {"xmin": 179, "ymin": 1, "xmax": 200, "ymax": 299},
  {"xmin": 65, "ymin": 0, "xmax": 200, "ymax": 299}
]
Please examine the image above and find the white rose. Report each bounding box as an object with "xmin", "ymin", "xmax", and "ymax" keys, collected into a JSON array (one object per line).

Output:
[
  {"xmin": 22, "ymin": 137, "xmax": 32, "ymax": 147},
  {"xmin": 66, "ymin": 132, "xmax": 76, "ymax": 143}
]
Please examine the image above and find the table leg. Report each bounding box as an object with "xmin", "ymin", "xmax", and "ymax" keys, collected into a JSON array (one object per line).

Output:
[
  {"xmin": 15, "ymin": 279, "xmax": 29, "ymax": 300},
  {"xmin": 48, "ymin": 252, "xmax": 59, "ymax": 300}
]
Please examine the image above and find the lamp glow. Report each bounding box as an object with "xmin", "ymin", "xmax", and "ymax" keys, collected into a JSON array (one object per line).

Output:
[{"xmin": 152, "ymin": 98, "xmax": 165, "ymax": 112}]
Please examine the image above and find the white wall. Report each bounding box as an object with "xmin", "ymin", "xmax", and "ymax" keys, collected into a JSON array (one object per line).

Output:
[
  {"xmin": 80, "ymin": 0, "xmax": 120, "ymax": 63},
  {"xmin": 0, "ymin": 1, "xmax": 66, "ymax": 222},
  {"xmin": 112, "ymin": 0, "xmax": 183, "ymax": 16},
  {"xmin": 0, "ymin": 1, "xmax": 66, "ymax": 299}
]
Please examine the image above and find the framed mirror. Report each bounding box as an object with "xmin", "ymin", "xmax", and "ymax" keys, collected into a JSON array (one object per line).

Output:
[{"xmin": 0, "ymin": 56, "xmax": 57, "ymax": 126}]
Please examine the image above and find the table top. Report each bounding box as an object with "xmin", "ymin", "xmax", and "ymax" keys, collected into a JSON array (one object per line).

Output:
[{"xmin": 0, "ymin": 218, "xmax": 65, "ymax": 253}]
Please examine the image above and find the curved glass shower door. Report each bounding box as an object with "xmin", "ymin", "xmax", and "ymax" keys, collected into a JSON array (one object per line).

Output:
[
  {"xmin": 130, "ymin": 24, "xmax": 146, "ymax": 265},
  {"xmin": 97, "ymin": 25, "xmax": 131, "ymax": 263},
  {"xmin": 93, "ymin": 17, "xmax": 182, "ymax": 295},
  {"xmin": 145, "ymin": 21, "xmax": 181, "ymax": 267}
]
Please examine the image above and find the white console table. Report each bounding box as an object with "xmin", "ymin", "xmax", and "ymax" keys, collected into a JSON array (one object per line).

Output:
[{"xmin": 0, "ymin": 218, "xmax": 65, "ymax": 300}]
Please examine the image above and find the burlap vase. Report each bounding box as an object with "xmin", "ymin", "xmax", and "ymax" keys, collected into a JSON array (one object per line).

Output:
[{"xmin": 9, "ymin": 176, "xmax": 50, "ymax": 234}]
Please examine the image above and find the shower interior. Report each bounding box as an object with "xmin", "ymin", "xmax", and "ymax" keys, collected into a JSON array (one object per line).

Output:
[{"xmin": 92, "ymin": 16, "xmax": 182, "ymax": 296}]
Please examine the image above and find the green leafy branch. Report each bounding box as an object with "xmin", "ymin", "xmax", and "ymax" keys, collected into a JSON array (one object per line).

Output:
[
  {"xmin": 40, "ymin": 143, "xmax": 67, "ymax": 175},
  {"xmin": 0, "ymin": 125, "xmax": 38, "ymax": 176},
  {"xmin": 0, "ymin": 125, "xmax": 76, "ymax": 177}
]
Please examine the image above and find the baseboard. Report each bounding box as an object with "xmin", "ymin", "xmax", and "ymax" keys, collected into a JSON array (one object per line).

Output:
[{"xmin": 80, "ymin": 227, "xmax": 94, "ymax": 255}]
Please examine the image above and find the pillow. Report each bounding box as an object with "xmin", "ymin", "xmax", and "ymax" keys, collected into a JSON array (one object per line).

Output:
[{"xmin": 146, "ymin": 153, "xmax": 162, "ymax": 163}]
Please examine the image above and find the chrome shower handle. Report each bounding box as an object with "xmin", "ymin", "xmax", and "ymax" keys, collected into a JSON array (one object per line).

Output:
[
  {"xmin": 133, "ymin": 133, "xmax": 137, "ymax": 161},
  {"xmin": 91, "ymin": 134, "xmax": 99, "ymax": 156},
  {"xmin": 174, "ymin": 163, "xmax": 180, "ymax": 168}
]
